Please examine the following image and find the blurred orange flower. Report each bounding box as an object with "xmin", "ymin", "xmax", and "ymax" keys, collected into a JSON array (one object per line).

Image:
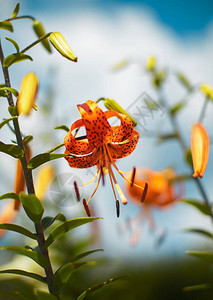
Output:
[
  {"xmin": 191, "ymin": 123, "xmax": 209, "ymax": 178},
  {"xmin": 125, "ymin": 167, "xmax": 182, "ymax": 245},
  {"xmin": 64, "ymin": 100, "xmax": 144, "ymax": 215}
]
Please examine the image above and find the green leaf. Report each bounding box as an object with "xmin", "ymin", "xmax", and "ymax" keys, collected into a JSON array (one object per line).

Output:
[
  {"xmin": 23, "ymin": 135, "xmax": 33, "ymax": 145},
  {"xmin": 54, "ymin": 125, "xmax": 70, "ymax": 132},
  {"xmin": 28, "ymin": 153, "xmax": 72, "ymax": 169},
  {"xmin": 184, "ymin": 228, "xmax": 213, "ymax": 239},
  {"xmin": 45, "ymin": 217, "xmax": 102, "ymax": 248},
  {"xmin": 183, "ymin": 284, "xmax": 210, "ymax": 292},
  {"xmin": 19, "ymin": 192, "xmax": 44, "ymax": 223},
  {"xmin": 77, "ymin": 276, "xmax": 127, "ymax": 300},
  {"xmin": 52, "ymin": 262, "xmax": 92, "ymax": 294},
  {"xmin": 0, "ymin": 269, "xmax": 46, "ymax": 283},
  {"xmin": 176, "ymin": 73, "xmax": 193, "ymax": 91},
  {"xmin": 33, "ymin": 20, "xmax": 52, "ymax": 53},
  {"xmin": 10, "ymin": 2, "xmax": 20, "ymax": 18},
  {"xmin": 49, "ymin": 32, "xmax": 77, "ymax": 62},
  {"xmin": 41, "ymin": 213, "xmax": 67, "ymax": 231},
  {"xmin": 180, "ymin": 199, "xmax": 212, "ymax": 217},
  {"xmin": 71, "ymin": 249, "xmax": 104, "ymax": 262},
  {"xmin": 186, "ymin": 251, "xmax": 213, "ymax": 264},
  {"xmin": 3, "ymin": 53, "xmax": 33, "ymax": 68},
  {"xmin": 0, "ymin": 223, "xmax": 38, "ymax": 240},
  {"xmin": 0, "ymin": 117, "xmax": 17, "ymax": 130},
  {"xmin": 184, "ymin": 148, "xmax": 193, "ymax": 167},
  {"xmin": 0, "ymin": 246, "xmax": 48, "ymax": 268},
  {"xmin": 0, "ymin": 141, "xmax": 24, "ymax": 158},
  {"xmin": 170, "ymin": 101, "xmax": 185, "ymax": 116},
  {"xmin": 46, "ymin": 143, "xmax": 65, "ymax": 154},
  {"xmin": 157, "ymin": 133, "xmax": 178, "ymax": 143},
  {"xmin": 8, "ymin": 105, "xmax": 18, "ymax": 116},
  {"xmin": 0, "ymin": 89, "xmax": 7, "ymax": 97},
  {"xmin": 0, "ymin": 21, "xmax": 13, "ymax": 32},
  {"xmin": 5, "ymin": 37, "xmax": 20, "ymax": 53},
  {"xmin": 35, "ymin": 290, "xmax": 57, "ymax": 299},
  {"xmin": 0, "ymin": 87, "xmax": 19, "ymax": 97},
  {"xmin": 0, "ymin": 192, "xmax": 19, "ymax": 201}
]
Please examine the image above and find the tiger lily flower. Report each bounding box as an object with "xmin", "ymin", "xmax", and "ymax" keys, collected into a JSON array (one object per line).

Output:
[
  {"xmin": 64, "ymin": 100, "xmax": 145, "ymax": 214},
  {"xmin": 191, "ymin": 123, "xmax": 209, "ymax": 178}
]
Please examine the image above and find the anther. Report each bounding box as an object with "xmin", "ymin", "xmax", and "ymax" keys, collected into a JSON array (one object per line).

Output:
[
  {"xmin": 83, "ymin": 199, "xmax": 91, "ymax": 217},
  {"xmin": 131, "ymin": 166, "xmax": 136, "ymax": 187},
  {"xmin": 141, "ymin": 183, "xmax": 148, "ymax": 203},
  {"xmin": 74, "ymin": 181, "xmax": 80, "ymax": 202}
]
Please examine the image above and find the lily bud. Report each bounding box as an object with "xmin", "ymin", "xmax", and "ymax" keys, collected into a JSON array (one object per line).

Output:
[
  {"xmin": 35, "ymin": 165, "xmax": 55, "ymax": 201},
  {"xmin": 191, "ymin": 123, "xmax": 209, "ymax": 178},
  {"xmin": 200, "ymin": 84, "xmax": 213, "ymax": 100},
  {"xmin": 17, "ymin": 73, "xmax": 39, "ymax": 115},
  {"xmin": 146, "ymin": 56, "xmax": 156, "ymax": 71},
  {"xmin": 49, "ymin": 32, "xmax": 77, "ymax": 62}
]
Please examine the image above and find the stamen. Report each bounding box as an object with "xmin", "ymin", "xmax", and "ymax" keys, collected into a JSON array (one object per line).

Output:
[
  {"xmin": 116, "ymin": 200, "xmax": 120, "ymax": 218},
  {"xmin": 87, "ymin": 171, "xmax": 102, "ymax": 204},
  {"xmin": 81, "ymin": 171, "xmax": 99, "ymax": 187},
  {"xmin": 83, "ymin": 199, "xmax": 91, "ymax": 217},
  {"xmin": 141, "ymin": 183, "xmax": 148, "ymax": 203},
  {"xmin": 131, "ymin": 167, "xmax": 136, "ymax": 187},
  {"xmin": 100, "ymin": 166, "xmax": 105, "ymax": 186},
  {"xmin": 115, "ymin": 183, "xmax": 127, "ymax": 205},
  {"xmin": 74, "ymin": 181, "xmax": 80, "ymax": 201}
]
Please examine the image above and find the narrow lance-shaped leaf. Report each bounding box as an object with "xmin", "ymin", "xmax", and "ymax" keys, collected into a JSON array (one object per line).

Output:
[
  {"xmin": 10, "ymin": 2, "xmax": 20, "ymax": 18},
  {"xmin": 5, "ymin": 37, "xmax": 20, "ymax": 53},
  {"xmin": 8, "ymin": 105, "xmax": 18, "ymax": 116},
  {"xmin": 180, "ymin": 199, "xmax": 212, "ymax": 217},
  {"xmin": 0, "ymin": 142, "xmax": 24, "ymax": 158},
  {"xmin": 183, "ymin": 284, "xmax": 210, "ymax": 292},
  {"xmin": 0, "ymin": 223, "xmax": 38, "ymax": 240},
  {"xmin": 77, "ymin": 276, "xmax": 127, "ymax": 300},
  {"xmin": 176, "ymin": 72, "xmax": 192, "ymax": 91},
  {"xmin": 0, "ymin": 246, "xmax": 48, "ymax": 268},
  {"xmin": 54, "ymin": 125, "xmax": 70, "ymax": 132},
  {"xmin": 28, "ymin": 153, "xmax": 72, "ymax": 169},
  {"xmin": 0, "ymin": 269, "xmax": 46, "ymax": 283},
  {"xmin": 71, "ymin": 249, "xmax": 104, "ymax": 262},
  {"xmin": 0, "ymin": 192, "xmax": 19, "ymax": 201},
  {"xmin": 33, "ymin": 20, "xmax": 52, "ymax": 53},
  {"xmin": 19, "ymin": 192, "xmax": 44, "ymax": 223},
  {"xmin": 3, "ymin": 53, "xmax": 33, "ymax": 68},
  {"xmin": 186, "ymin": 251, "xmax": 213, "ymax": 264},
  {"xmin": 170, "ymin": 101, "xmax": 185, "ymax": 116},
  {"xmin": 41, "ymin": 213, "xmax": 67, "ymax": 231},
  {"xmin": 0, "ymin": 87, "xmax": 19, "ymax": 97},
  {"xmin": 0, "ymin": 117, "xmax": 17, "ymax": 130},
  {"xmin": 45, "ymin": 217, "xmax": 102, "ymax": 248},
  {"xmin": 52, "ymin": 262, "xmax": 92, "ymax": 294},
  {"xmin": 184, "ymin": 228, "xmax": 213, "ymax": 240},
  {"xmin": 49, "ymin": 32, "xmax": 77, "ymax": 62},
  {"xmin": 0, "ymin": 21, "xmax": 13, "ymax": 32},
  {"xmin": 157, "ymin": 133, "xmax": 178, "ymax": 143}
]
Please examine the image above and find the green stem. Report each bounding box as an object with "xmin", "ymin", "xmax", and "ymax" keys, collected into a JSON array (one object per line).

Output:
[
  {"xmin": 198, "ymin": 97, "xmax": 209, "ymax": 123},
  {"xmin": 5, "ymin": 15, "xmax": 36, "ymax": 22},
  {"xmin": 20, "ymin": 33, "xmax": 51, "ymax": 54},
  {"xmin": 0, "ymin": 38, "xmax": 60, "ymax": 299}
]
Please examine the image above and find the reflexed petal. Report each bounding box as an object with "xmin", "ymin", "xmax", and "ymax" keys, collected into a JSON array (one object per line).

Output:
[
  {"xmin": 108, "ymin": 130, "xmax": 139, "ymax": 159},
  {"xmin": 77, "ymin": 100, "xmax": 112, "ymax": 145},
  {"xmin": 64, "ymin": 119, "xmax": 94, "ymax": 155},
  {"xmin": 64, "ymin": 148, "xmax": 100, "ymax": 168},
  {"xmin": 104, "ymin": 110, "xmax": 134, "ymax": 142}
]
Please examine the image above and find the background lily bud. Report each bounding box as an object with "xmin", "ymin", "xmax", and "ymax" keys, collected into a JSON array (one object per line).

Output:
[
  {"xmin": 200, "ymin": 84, "xmax": 213, "ymax": 100},
  {"xmin": 103, "ymin": 98, "xmax": 137, "ymax": 127},
  {"xmin": 35, "ymin": 165, "xmax": 55, "ymax": 201},
  {"xmin": 146, "ymin": 56, "xmax": 156, "ymax": 71},
  {"xmin": 33, "ymin": 20, "xmax": 52, "ymax": 53},
  {"xmin": 17, "ymin": 72, "xmax": 39, "ymax": 115},
  {"xmin": 49, "ymin": 32, "xmax": 77, "ymax": 62},
  {"xmin": 191, "ymin": 123, "xmax": 209, "ymax": 178}
]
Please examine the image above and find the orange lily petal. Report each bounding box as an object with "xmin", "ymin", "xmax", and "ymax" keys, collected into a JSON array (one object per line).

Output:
[
  {"xmin": 108, "ymin": 130, "xmax": 139, "ymax": 159},
  {"xmin": 64, "ymin": 119, "xmax": 94, "ymax": 155},
  {"xmin": 104, "ymin": 110, "xmax": 134, "ymax": 142},
  {"xmin": 77, "ymin": 100, "xmax": 112, "ymax": 146},
  {"xmin": 64, "ymin": 148, "xmax": 100, "ymax": 168}
]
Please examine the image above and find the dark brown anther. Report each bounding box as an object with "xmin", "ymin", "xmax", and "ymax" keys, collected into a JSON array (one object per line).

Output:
[
  {"xmin": 141, "ymin": 183, "xmax": 148, "ymax": 203},
  {"xmin": 83, "ymin": 199, "xmax": 91, "ymax": 217},
  {"xmin": 100, "ymin": 166, "xmax": 105, "ymax": 186},
  {"xmin": 74, "ymin": 181, "xmax": 80, "ymax": 201},
  {"xmin": 131, "ymin": 166, "xmax": 136, "ymax": 187},
  {"xmin": 116, "ymin": 200, "xmax": 120, "ymax": 218}
]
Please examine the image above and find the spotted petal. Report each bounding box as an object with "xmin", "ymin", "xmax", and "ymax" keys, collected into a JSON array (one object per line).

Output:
[
  {"xmin": 64, "ymin": 119, "xmax": 94, "ymax": 155},
  {"xmin": 77, "ymin": 100, "xmax": 112, "ymax": 146},
  {"xmin": 104, "ymin": 110, "xmax": 134, "ymax": 142},
  {"xmin": 64, "ymin": 148, "xmax": 100, "ymax": 168}
]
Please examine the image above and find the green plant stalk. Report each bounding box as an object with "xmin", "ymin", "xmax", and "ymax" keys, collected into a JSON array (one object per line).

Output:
[
  {"xmin": 20, "ymin": 33, "xmax": 51, "ymax": 54},
  {"xmin": 0, "ymin": 38, "xmax": 60, "ymax": 299},
  {"xmin": 198, "ymin": 96, "xmax": 209, "ymax": 123},
  {"xmin": 158, "ymin": 88, "xmax": 211, "ymax": 209},
  {"xmin": 6, "ymin": 15, "xmax": 36, "ymax": 22}
]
